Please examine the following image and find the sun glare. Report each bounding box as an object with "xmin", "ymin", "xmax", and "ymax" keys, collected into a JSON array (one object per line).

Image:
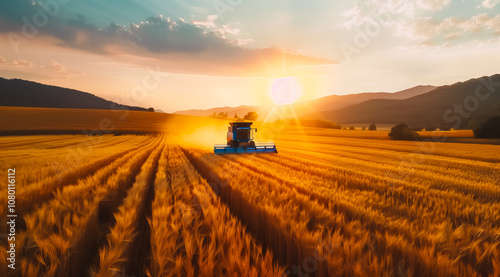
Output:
[{"xmin": 270, "ymin": 77, "xmax": 302, "ymax": 105}]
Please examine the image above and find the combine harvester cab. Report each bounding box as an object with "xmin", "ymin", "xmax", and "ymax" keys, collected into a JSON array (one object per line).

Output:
[{"xmin": 214, "ymin": 121, "xmax": 277, "ymax": 154}]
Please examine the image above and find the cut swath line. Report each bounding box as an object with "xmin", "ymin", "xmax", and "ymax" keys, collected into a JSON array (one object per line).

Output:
[
  {"xmin": 4, "ymin": 145, "xmax": 139, "ymax": 221},
  {"xmin": 180, "ymin": 148, "xmax": 307, "ymax": 274},
  {"xmin": 207, "ymin": 152, "xmax": 463, "ymax": 275},
  {"xmin": 123, "ymin": 142, "xmax": 164, "ymax": 276},
  {"xmin": 62, "ymin": 136, "xmax": 162, "ymax": 276},
  {"xmin": 95, "ymin": 137, "xmax": 165, "ymax": 276}
]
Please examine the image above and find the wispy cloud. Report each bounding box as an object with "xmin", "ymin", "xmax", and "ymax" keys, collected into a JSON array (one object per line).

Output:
[
  {"xmin": 191, "ymin": 14, "xmax": 218, "ymax": 28},
  {"xmin": 397, "ymin": 13, "xmax": 500, "ymax": 43},
  {"xmin": 338, "ymin": 0, "xmax": 417, "ymax": 31},
  {"xmin": 41, "ymin": 60, "xmax": 66, "ymax": 73},
  {"xmin": 11, "ymin": 59, "xmax": 34, "ymax": 67},
  {"xmin": 416, "ymin": 0, "xmax": 451, "ymax": 11},
  {"xmin": 481, "ymin": 0, "xmax": 500, "ymax": 8},
  {"xmin": 0, "ymin": 57, "xmax": 80, "ymax": 79},
  {"xmin": 339, "ymin": 0, "xmax": 499, "ymax": 49},
  {"xmin": 0, "ymin": 58, "xmax": 35, "ymax": 67}
]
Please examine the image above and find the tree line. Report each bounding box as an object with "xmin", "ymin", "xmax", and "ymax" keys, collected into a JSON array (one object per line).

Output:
[{"xmin": 210, "ymin": 111, "xmax": 259, "ymax": 121}]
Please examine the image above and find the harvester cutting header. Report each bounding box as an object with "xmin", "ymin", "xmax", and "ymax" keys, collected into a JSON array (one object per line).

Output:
[{"xmin": 214, "ymin": 121, "xmax": 277, "ymax": 154}]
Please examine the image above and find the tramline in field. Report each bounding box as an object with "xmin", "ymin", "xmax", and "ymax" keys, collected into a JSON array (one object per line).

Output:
[{"xmin": 214, "ymin": 121, "xmax": 278, "ymax": 154}]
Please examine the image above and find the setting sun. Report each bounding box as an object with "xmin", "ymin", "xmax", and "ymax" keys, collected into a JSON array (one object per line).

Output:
[{"xmin": 270, "ymin": 77, "xmax": 302, "ymax": 105}]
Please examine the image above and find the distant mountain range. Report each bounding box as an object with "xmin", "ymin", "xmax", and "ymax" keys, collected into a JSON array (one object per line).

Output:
[
  {"xmin": 174, "ymin": 85, "xmax": 436, "ymax": 119},
  {"xmin": 309, "ymin": 74, "xmax": 500, "ymax": 129},
  {"xmin": 0, "ymin": 78, "xmax": 150, "ymax": 111},
  {"xmin": 301, "ymin": 85, "xmax": 437, "ymax": 112},
  {"xmin": 175, "ymin": 74, "xmax": 500, "ymax": 129},
  {"xmin": 3, "ymin": 74, "xmax": 499, "ymax": 130}
]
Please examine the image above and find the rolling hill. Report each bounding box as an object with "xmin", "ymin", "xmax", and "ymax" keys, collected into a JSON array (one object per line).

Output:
[
  {"xmin": 311, "ymin": 74, "xmax": 500, "ymax": 129},
  {"xmin": 0, "ymin": 78, "xmax": 150, "ymax": 111},
  {"xmin": 174, "ymin": 85, "xmax": 436, "ymax": 118},
  {"xmin": 0, "ymin": 106, "xmax": 229, "ymax": 135},
  {"xmin": 304, "ymin": 85, "xmax": 436, "ymax": 113}
]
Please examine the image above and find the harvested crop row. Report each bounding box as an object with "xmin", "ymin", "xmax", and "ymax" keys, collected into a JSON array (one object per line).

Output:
[
  {"xmin": 247, "ymin": 149, "xmax": 500, "ymax": 227},
  {"xmin": 185, "ymin": 147, "xmax": 497, "ymax": 276},
  {"xmin": 96, "ymin": 136, "xmax": 165, "ymax": 276},
  {"xmin": 224, "ymin": 153, "xmax": 500, "ymax": 276},
  {"xmin": 0, "ymin": 135, "xmax": 83, "ymax": 149},
  {"xmin": 0, "ymin": 135, "xmax": 148, "ymax": 186},
  {"xmin": 0, "ymin": 136, "xmax": 156, "ymax": 220},
  {"xmin": 278, "ymin": 140, "xmax": 500, "ymax": 186},
  {"xmin": 273, "ymin": 133, "xmax": 500, "ymax": 163},
  {"xmin": 252, "ymin": 148, "xmax": 500, "ymax": 233},
  {"xmin": 250, "ymin": 148, "xmax": 500, "ymax": 232},
  {"xmin": 276, "ymin": 145, "xmax": 500, "ymax": 203},
  {"xmin": 148, "ymin": 141, "xmax": 283, "ymax": 276},
  {"xmin": 183, "ymin": 149, "xmax": 400, "ymax": 276},
  {"xmin": 0, "ymin": 135, "xmax": 149, "ymax": 186},
  {"xmin": 0, "ymin": 135, "xmax": 162, "ymax": 276},
  {"xmin": 63, "ymin": 135, "xmax": 161, "ymax": 276},
  {"xmin": 258, "ymin": 144, "xmax": 500, "ymax": 204}
]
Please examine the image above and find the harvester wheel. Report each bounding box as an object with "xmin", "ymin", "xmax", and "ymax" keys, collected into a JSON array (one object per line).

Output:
[
  {"xmin": 249, "ymin": 141, "xmax": 255, "ymax": 147},
  {"xmin": 229, "ymin": 140, "xmax": 238, "ymax": 148}
]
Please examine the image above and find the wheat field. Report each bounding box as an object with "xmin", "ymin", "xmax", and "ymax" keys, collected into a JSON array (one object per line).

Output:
[{"xmin": 0, "ymin": 130, "xmax": 499, "ymax": 276}]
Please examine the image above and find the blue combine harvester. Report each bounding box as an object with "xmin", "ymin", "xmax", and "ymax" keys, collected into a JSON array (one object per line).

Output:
[{"xmin": 214, "ymin": 121, "xmax": 278, "ymax": 154}]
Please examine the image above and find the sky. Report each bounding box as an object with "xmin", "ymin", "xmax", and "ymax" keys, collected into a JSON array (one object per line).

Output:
[{"xmin": 1, "ymin": 0, "xmax": 500, "ymax": 112}]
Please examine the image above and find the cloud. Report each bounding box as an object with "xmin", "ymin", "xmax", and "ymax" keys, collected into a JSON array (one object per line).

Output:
[
  {"xmin": 89, "ymin": 16, "xmax": 333, "ymax": 76},
  {"xmin": 216, "ymin": 24, "xmax": 240, "ymax": 36},
  {"xmin": 41, "ymin": 60, "xmax": 66, "ymax": 72},
  {"xmin": 338, "ymin": 0, "xmax": 454, "ymax": 35},
  {"xmin": 0, "ymin": 58, "xmax": 80, "ymax": 79},
  {"xmin": 191, "ymin": 14, "xmax": 218, "ymax": 28},
  {"xmin": 0, "ymin": 58, "xmax": 34, "ymax": 67},
  {"xmin": 121, "ymin": 15, "xmax": 230, "ymax": 53},
  {"xmin": 397, "ymin": 13, "xmax": 500, "ymax": 42},
  {"xmin": 417, "ymin": 0, "xmax": 451, "ymax": 11},
  {"xmin": 235, "ymin": 38, "xmax": 254, "ymax": 46},
  {"xmin": 11, "ymin": 59, "xmax": 34, "ymax": 67},
  {"xmin": 338, "ymin": 0, "xmax": 417, "ymax": 31},
  {"xmin": 481, "ymin": 0, "xmax": 500, "ymax": 8},
  {"xmin": 39, "ymin": 60, "xmax": 81, "ymax": 79},
  {"xmin": 0, "ymin": 1, "xmax": 334, "ymax": 77}
]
